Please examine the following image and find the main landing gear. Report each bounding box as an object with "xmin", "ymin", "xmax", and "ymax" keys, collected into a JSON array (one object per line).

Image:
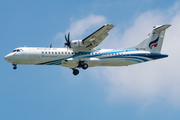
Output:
[
  {"xmin": 12, "ymin": 63, "xmax": 17, "ymax": 70},
  {"xmin": 79, "ymin": 61, "xmax": 88, "ymax": 70},
  {"xmin": 72, "ymin": 61, "xmax": 89, "ymax": 76},
  {"xmin": 72, "ymin": 68, "xmax": 79, "ymax": 75},
  {"xmin": 82, "ymin": 63, "xmax": 88, "ymax": 70}
]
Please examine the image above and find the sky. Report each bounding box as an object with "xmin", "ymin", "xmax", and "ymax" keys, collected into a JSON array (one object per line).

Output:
[{"xmin": 1, "ymin": 0, "xmax": 180, "ymax": 119}]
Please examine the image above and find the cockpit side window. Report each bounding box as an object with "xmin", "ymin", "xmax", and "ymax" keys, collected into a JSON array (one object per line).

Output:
[
  {"xmin": 12, "ymin": 49, "xmax": 23, "ymax": 53},
  {"xmin": 12, "ymin": 50, "xmax": 16, "ymax": 52}
]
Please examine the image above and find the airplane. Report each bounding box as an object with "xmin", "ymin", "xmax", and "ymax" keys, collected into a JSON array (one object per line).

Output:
[{"xmin": 4, "ymin": 24, "xmax": 171, "ymax": 75}]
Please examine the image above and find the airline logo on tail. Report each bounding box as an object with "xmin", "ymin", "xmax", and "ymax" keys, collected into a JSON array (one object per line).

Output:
[{"xmin": 149, "ymin": 37, "xmax": 159, "ymax": 50}]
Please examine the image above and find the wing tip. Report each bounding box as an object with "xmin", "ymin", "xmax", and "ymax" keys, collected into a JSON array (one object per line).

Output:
[{"xmin": 104, "ymin": 24, "xmax": 115, "ymax": 27}]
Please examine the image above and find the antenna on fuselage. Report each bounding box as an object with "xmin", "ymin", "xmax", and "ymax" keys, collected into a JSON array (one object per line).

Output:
[{"xmin": 50, "ymin": 44, "xmax": 52, "ymax": 48}]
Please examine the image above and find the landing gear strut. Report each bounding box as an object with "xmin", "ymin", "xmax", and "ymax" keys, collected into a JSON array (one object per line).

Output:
[
  {"xmin": 72, "ymin": 68, "xmax": 79, "ymax": 76},
  {"xmin": 13, "ymin": 63, "xmax": 17, "ymax": 70}
]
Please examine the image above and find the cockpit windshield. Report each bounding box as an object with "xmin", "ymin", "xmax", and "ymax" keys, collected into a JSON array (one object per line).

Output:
[{"xmin": 12, "ymin": 49, "xmax": 23, "ymax": 53}]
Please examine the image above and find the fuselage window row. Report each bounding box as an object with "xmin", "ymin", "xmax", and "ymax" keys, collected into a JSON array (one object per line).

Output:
[{"xmin": 41, "ymin": 51, "xmax": 124, "ymax": 56}]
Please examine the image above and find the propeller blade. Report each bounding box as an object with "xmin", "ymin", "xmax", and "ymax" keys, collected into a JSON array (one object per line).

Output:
[
  {"xmin": 64, "ymin": 32, "xmax": 71, "ymax": 48},
  {"xmin": 68, "ymin": 32, "xmax": 70, "ymax": 43},
  {"xmin": 65, "ymin": 34, "xmax": 68, "ymax": 42}
]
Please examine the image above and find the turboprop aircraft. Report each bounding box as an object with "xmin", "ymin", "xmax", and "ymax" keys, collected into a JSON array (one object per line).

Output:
[{"xmin": 4, "ymin": 24, "xmax": 171, "ymax": 75}]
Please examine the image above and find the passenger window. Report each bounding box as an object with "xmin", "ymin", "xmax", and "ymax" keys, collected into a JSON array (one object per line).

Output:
[
  {"xmin": 55, "ymin": 52, "xmax": 57, "ymax": 54},
  {"xmin": 42, "ymin": 52, "xmax": 44, "ymax": 54},
  {"xmin": 71, "ymin": 52, "xmax": 73, "ymax": 54},
  {"xmin": 52, "ymin": 52, "xmax": 54, "ymax": 54},
  {"xmin": 49, "ymin": 52, "xmax": 50, "ymax": 54},
  {"xmin": 62, "ymin": 52, "xmax": 63, "ymax": 54},
  {"xmin": 45, "ymin": 52, "xmax": 47, "ymax": 54},
  {"xmin": 65, "ymin": 52, "xmax": 67, "ymax": 54},
  {"xmin": 58, "ymin": 52, "xmax": 60, "ymax": 54}
]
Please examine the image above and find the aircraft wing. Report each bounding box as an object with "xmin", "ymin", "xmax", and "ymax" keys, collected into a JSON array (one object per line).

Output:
[{"xmin": 82, "ymin": 24, "xmax": 114, "ymax": 50}]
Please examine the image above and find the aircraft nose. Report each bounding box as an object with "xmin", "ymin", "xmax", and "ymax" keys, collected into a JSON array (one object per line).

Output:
[{"xmin": 4, "ymin": 54, "xmax": 12, "ymax": 62}]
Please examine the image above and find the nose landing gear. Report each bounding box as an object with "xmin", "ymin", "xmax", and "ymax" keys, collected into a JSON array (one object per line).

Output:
[{"xmin": 13, "ymin": 63, "xmax": 17, "ymax": 70}]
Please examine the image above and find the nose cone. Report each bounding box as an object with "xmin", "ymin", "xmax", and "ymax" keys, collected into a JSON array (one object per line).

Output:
[{"xmin": 4, "ymin": 54, "xmax": 12, "ymax": 62}]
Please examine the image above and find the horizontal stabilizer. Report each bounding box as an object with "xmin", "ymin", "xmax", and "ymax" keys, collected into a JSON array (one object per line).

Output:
[{"xmin": 153, "ymin": 24, "xmax": 171, "ymax": 31}]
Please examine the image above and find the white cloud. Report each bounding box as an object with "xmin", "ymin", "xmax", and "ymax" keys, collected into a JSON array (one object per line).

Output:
[
  {"xmin": 53, "ymin": 15, "xmax": 106, "ymax": 47},
  {"xmin": 67, "ymin": 15, "xmax": 106, "ymax": 39},
  {"xmin": 93, "ymin": 2, "xmax": 180, "ymax": 107},
  {"xmin": 54, "ymin": 2, "xmax": 180, "ymax": 107}
]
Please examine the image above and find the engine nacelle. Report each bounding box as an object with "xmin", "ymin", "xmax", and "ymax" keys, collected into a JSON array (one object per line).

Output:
[{"xmin": 70, "ymin": 40, "xmax": 85, "ymax": 48}]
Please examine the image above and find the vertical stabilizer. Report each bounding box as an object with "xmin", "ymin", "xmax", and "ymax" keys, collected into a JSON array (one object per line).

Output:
[{"xmin": 128, "ymin": 24, "xmax": 171, "ymax": 53}]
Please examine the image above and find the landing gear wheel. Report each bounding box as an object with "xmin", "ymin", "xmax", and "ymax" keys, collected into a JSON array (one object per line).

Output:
[
  {"xmin": 73, "ymin": 69, "xmax": 79, "ymax": 75},
  {"xmin": 13, "ymin": 66, "xmax": 17, "ymax": 70},
  {"xmin": 12, "ymin": 63, "xmax": 17, "ymax": 70},
  {"xmin": 82, "ymin": 63, "xmax": 88, "ymax": 70}
]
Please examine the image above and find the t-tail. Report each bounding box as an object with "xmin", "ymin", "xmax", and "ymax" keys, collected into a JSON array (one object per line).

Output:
[{"xmin": 128, "ymin": 24, "xmax": 171, "ymax": 53}]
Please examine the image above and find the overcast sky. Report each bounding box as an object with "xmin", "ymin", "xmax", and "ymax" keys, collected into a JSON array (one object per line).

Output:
[{"xmin": 1, "ymin": 0, "xmax": 180, "ymax": 120}]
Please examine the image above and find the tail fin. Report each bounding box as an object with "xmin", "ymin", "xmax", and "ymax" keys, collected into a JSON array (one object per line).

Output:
[{"xmin": 128, "ymin": 24, "xmax": 171, "ymax": 53}]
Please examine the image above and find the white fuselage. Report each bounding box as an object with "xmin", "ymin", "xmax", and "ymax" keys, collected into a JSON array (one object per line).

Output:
[{"xmin": 4, "ymin": 47, "xmax": 168, "ymax": 69}]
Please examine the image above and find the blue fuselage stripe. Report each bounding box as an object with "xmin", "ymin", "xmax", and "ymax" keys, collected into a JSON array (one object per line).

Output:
[{"xmin": 36, "ymin": 50, "xmax": 168, "ymax": 65}]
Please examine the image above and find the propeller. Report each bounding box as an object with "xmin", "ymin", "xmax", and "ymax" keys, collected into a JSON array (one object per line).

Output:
[{"xmin": 64, "ymin": 32, "xmax": 71, "ymax": 49}]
